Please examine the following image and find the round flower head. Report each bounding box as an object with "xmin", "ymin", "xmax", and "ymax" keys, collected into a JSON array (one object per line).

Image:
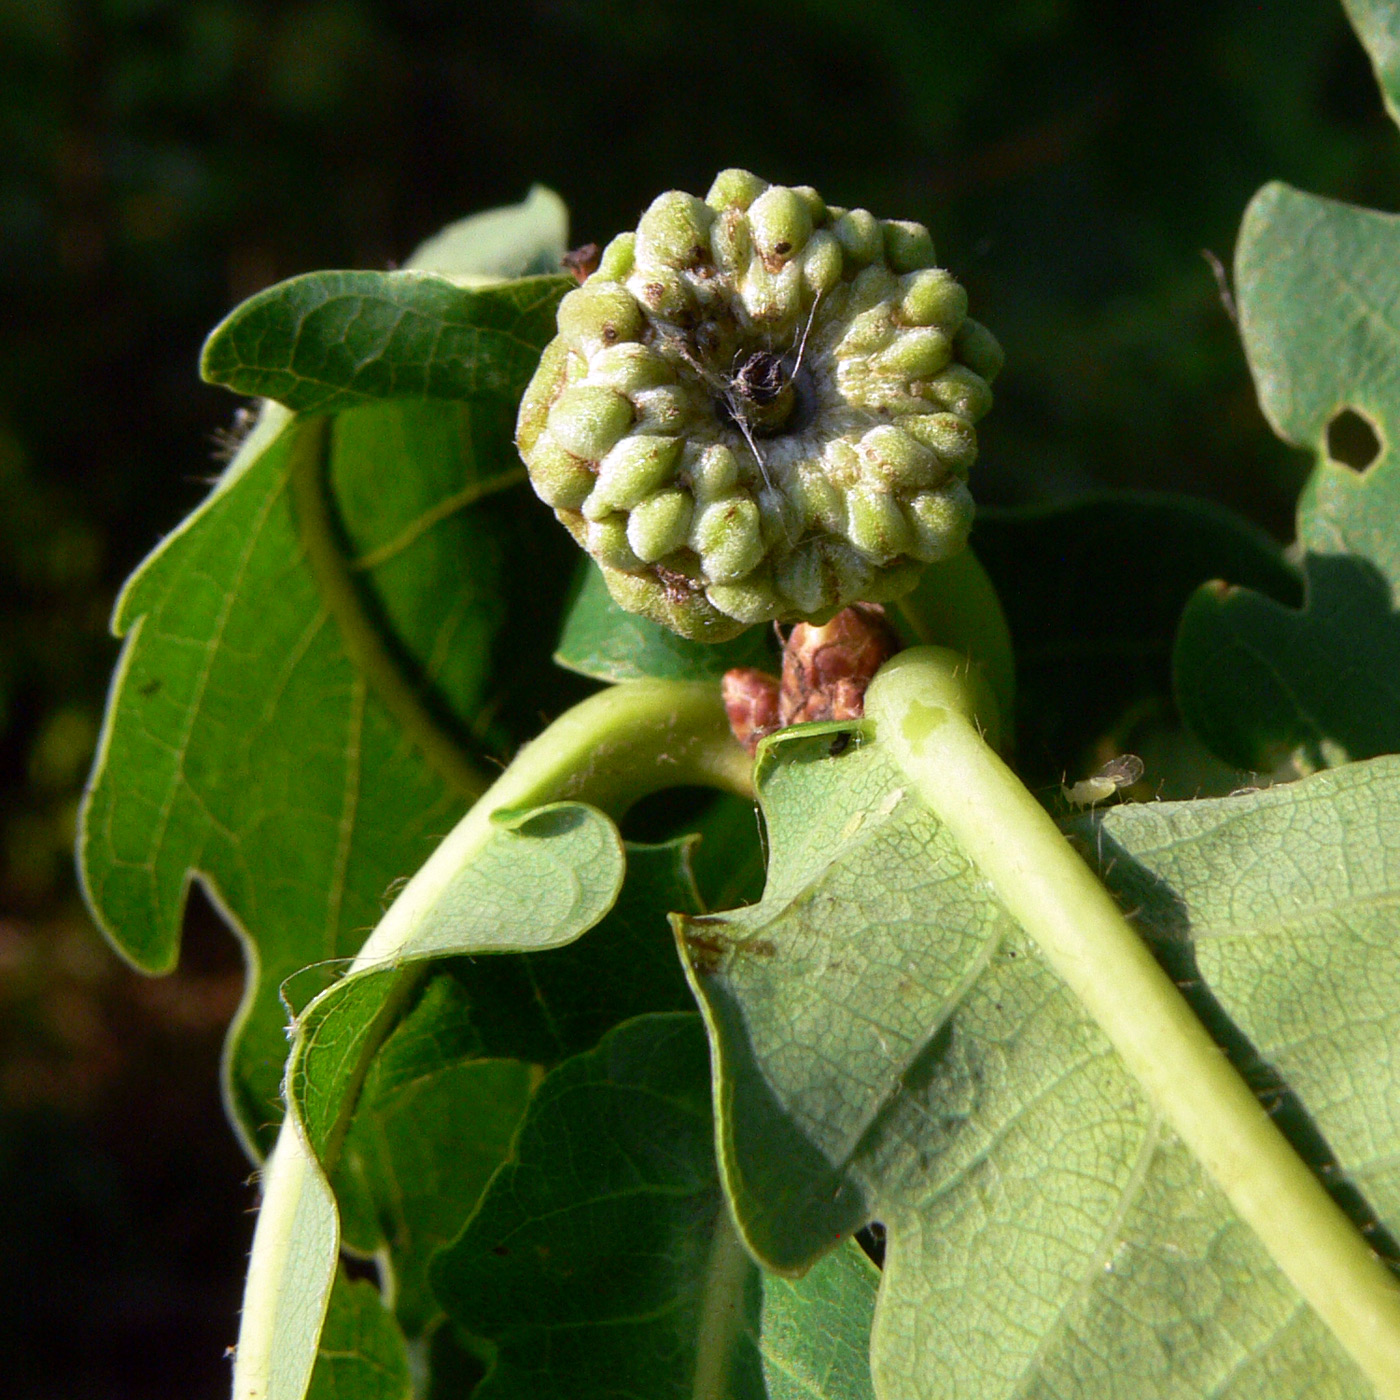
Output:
[{"xmin": 517, "ymin": 171, "xmax": 1003, "ymax": 641}]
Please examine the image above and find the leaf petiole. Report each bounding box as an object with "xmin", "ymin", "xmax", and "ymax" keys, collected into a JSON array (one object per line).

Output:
[
  {"xmin": 865, "ymin": 645, "xmax": 1400, "ymax": 1398},
  {"xmin": 235, "ymin": 675, "xmax": 753, "ymax": 1400}
]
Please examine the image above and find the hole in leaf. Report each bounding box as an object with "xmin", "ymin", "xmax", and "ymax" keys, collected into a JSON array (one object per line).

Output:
[
  {"xmin": 855, "ymin": 1221, "xmax": 886, "ymax": 1268},
  {"xmin": 1325, "ymin": 407, "xmax": 1382, "ymax": 471}
]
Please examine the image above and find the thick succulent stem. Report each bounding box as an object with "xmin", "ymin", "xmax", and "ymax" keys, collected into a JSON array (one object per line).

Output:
[
  {"xmin": 865, "ymin": 646, "xmax": 1400, "ymax": 1398},
  {"xmin": 234, "ymin": 678, "xmax": 754, "ymax": 1400}
]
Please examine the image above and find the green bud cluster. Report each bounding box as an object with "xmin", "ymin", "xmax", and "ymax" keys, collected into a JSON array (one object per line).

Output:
[{"xmin": 517, "ymin": 171, "xmax": 1003, "ymax": 641}]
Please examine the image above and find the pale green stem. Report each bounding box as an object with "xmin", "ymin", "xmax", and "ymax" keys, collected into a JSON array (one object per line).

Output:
[
  {"xmin": 890, "ymin": 546, "xmax": 1016, "ymax": 737},
  {"xmin": 865, "ymin": 646, "xmax": 1400, "ymax": 1399},
  {"xmin": 690, "ymin": 1207, "xmax": 753, "ymax": 1400},
  {"xmin": 235, "ymin": 677, "xmax": 753, "ymax": 1400},
  {"xmin": 353, "ymin": 676, "xmax": 753, "ymax": 968}
]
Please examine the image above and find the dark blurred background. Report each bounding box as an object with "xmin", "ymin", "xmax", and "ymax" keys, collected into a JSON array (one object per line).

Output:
[{"xmin": 1, "ymin": 1, "xmax": 1396, "ymax": 1395}]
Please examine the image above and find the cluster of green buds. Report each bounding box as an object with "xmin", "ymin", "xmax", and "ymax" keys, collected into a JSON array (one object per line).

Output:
[{"xmin": 517, "ymin": 170, "xmax": 1002, "ymax": 641}]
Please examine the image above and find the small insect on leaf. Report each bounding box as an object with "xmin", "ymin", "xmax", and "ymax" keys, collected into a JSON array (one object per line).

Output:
[{"xmin": 1062, "ymin": 753, "xmax": 1145, "ymax": 808}]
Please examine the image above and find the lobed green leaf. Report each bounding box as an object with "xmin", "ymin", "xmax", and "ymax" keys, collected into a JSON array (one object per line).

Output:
[
  {"xmin": 432, "ymin": 1013, "xmax": 879, "ymax": 1400},
  {"xmin": 81, "ymin": 263, "xmax": 575, "ymax": 1154},
  {"xmin": 680, "ymin": 724, "xmax": 1400, "ymax": 1397},
  {"xmin": 1174, "ymin": 9, "xmax": 1400, "ymax": 770},
  {"xmin": 201, "ymin": 271, "xmax": 570, "ymax": 416}
]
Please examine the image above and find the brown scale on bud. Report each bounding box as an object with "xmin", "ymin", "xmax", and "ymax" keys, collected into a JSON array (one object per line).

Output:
[{"xmin": 723, "ymin": 603, "xmax": 900, "ymax": 754}]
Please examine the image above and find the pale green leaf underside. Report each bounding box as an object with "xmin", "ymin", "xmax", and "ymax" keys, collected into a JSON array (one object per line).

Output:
[
  {"xmin": 432, "ymin": 1013, "xmax": 878, "ymax": 1400},
  {"xmin": 681, "ymin": 727, "xmax": 1398, "ymax": 1398},
  {"xmin": 405, "ymin": 183, "xmax": 569, "ymax": 282},
  {"xmin": 291, "ymin": 800, "xmax": 625, "ymax": 1158},
  {"xmin": 1176, "ymin": 184, "xmax": 1400, "ymax": 768},
  {"xmin": 1344, "ymin": 0, "xmax": 1400, "ymax": 126}
]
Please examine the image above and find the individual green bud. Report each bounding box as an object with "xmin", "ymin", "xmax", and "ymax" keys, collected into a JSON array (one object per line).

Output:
[
  {"xmin": 955, "ymin": 318, "xmax": 1005, "ymax": 382},
  {"xmin": 748, "ymin": 186, "xmax": 814, "ymax": 266},
  {"xmin": 857, "ymin": 424, "xmax": 941, "ymax": 492},
  {"xmin": 588, "ymin": 433, "xmax": 682, "ymax": 516},
  {"xmin": 787, "ymin": 464, "xmax": 847, "ymax": 534},
  {"xmin": 557, "ymin": 283, "xmax": 644, "ymax": 356},
  {"xmin": 635, "ymin": 191, "xmax": 715, "ymax": 269},
  {"xmin": 546, "ymin": 384, "xmax": 634, "ymax": 460},
  {"xmin": 631, "ymin": 385, "xmax": 689, "ymax": 433},
  {"xmin": 594, "ymin": 231, "xmax": 635, "ymax": 280},
  {"xmin": 586, "ymin": 514, "xmax": 643, "ymax": 572},
  {"xmin": 874, "ymin": 326, "xmax": 953, "ymax": 380},
  {"xmin": 707, "ymin": 571, "xmax": 781, "ymax": 625},
  {"xmin": 925, "ymin": 364, "xmax": 993, "ymax": 422},
  {"xmin": 628, "ymin": 267, "xmax": 694, "ymax": 322},
  {"xmin": 710, "ymin": 208, "xmax": 752, "ymax": 275},
  {"xmin": 791, "ymin": 186, "xmax": 826, "ymax": 223},
  {"xmin": 517, "ymin": 173, "xmax": 1000, "ymax": 641},
  {"xmin": 586, "ymin": 341, "xmax": 674, "ymax": 395},
  {"xmin": 832, "ymin": 209, "xmax": 882, "ymax": 266},
  {"xmin": 819, "ymin": 541, "xmax": 872, "ymax": 602},
  {"xmin": 883, "ymin": 219, "xmax": 936, "ymax": 273},
  {"xmin": 706, "ymin": 168, "xmax": 769, "ymax": 211},
  {"xmin": 688, "ymin": 443, "xmax": 740, "ymax": 500},
  {"xmin": 899, "ymin": 268, "xmax": 968, "ymax": 329},
  {"xmin": 756, "ymin": 485, "xmax": 800, "ymax": 549},
  {"xmin": 907, "ymin": 482, "xmax": 974, "ymax": 562},
  {"xmin": 801, "ymin": 230, "xmax": 844, "ymax": 299},
  {"xmin": 902, "ymin": 413, "xmax": 977, "ymax": 475},
  {"xmin": 693, "ymin": 495, "xmax": 765, "ymax": 583},
  {"xmin": 837, "ymin": 306, "xmax": 896, "ymax": 358},
  {"xmin": 847, "ymin": 485, "xmax": 915, "ymax": 561},
  {"xmin": 627, "ymin": 488, "xmax": 694, "ymax": 562},
  {"xmin": 740, "ymin": 257, "xmax": 804, "ymax": 326},
  {"xmin": 527, "ymin": 432, "xmax": 595, "ymax": 511},
  {"xmin": 774, "ymin": 544, "xmax": 826, "ymax": 615},
  {"xmin": 846, "ymin": 264, "xmax": 899, "ymax": 315}
]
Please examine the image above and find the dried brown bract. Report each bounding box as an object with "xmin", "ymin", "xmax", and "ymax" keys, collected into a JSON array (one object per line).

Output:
[{"xmin": 722, "ymin": 603, "xmax": 900, "ymax": 754}]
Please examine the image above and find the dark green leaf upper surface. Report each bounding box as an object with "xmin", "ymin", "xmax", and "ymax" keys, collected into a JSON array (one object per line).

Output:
[
  {"xmin": 304, "ymin": 1273, "xmax": 411, "ymax": 1400},
  {"xmin": 680, "ymin": 725, "xmax": 1397, "ymax": 1397},
  {"xmin": 81, "ymin": 269, "xmax": 573, "ymax": 1154},
  {"xmin": 1176, "ymin": 172, "xmax": 1400, "ymax": 768},
  {"xmin": 200, "ymin": 271, "xmax": 569, "ymax": 415},
  {"xmin": 554, "ymin": 560, "xmax": 775, "ymax": 683},
  {"xmin": 432, "ymin": 1013, "xmax": 878, "ymax": 1400}
]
